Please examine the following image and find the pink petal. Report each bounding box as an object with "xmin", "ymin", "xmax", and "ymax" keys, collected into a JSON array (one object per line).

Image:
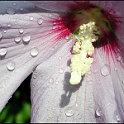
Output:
[
  {"xmin": 30, "ymin": 1, "xmax": 124, "ymax": 123},
  {"xmin": 0, "ymin": 1, "xmax": 72, "ymax": 112},
  {"xmin": 31, "ymin": 1, "xmax": 76, "ymax": 12},
  {"xmin": 0, "ymin": 1, "xmax": 124, "ymax": 123}
]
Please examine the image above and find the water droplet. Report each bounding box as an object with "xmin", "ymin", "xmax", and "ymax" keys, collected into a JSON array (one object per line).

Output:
[
  {"xmin": 13, "ymin": 3, "xmax": 16, "ymax": 6},
  {"xmin": 59, "ymin": 56, "xmax": 62, "ymax": 60},
  {"xmin": 33, "ymin": 74, "xmax": 37, "ymax": 79},
  {"xmin": 95, "ymin": 108, "xmax": 102, "ymax": 117},
  {"xmin": 65, "ymin": 106, "xmax": 75, "ymax": 117},
  {"xmin": 122, "ymin": 80, "xmax": 124, "ymax": 84},
  {"xmin": 116, "ymin": 114, "xmax": 121, "ymax": 122},
  {"xmin": 55, "ymin": 81, "xmax": 58, "ymax": 85},
  {"xmin": 7, "ymin": 8, "xmax": 15, "ymax": 15},
  {"xmin": 89, "ymin": 81, "xmax": 93, "ymax": 85},
  {"xmin": 14, "ymin": 37, "xmax": 21, "ymax": 43},
  {"xmin": 37, "ymin": 18, "xmax": 43, "ymax": 25},
  {"xmin": 52, "ymin": 26, "xmax": 58, "ymax": 30},
  {"xmin": 0, "ymin": 48, "xmax": 7, "ymax": 57},
  {"xmin": 117, "ymin": 56, "xmax": 121, "ymax": 61},
  {"xmin": 49, "ymin": 87, "xmax": 52, "ymax": 91},
  {"xmin": 30, "ymin": 47, "xmax": 39, "ymax": 57},
  {"xmin": 65, "ymin": 35, "xmax": 69, "ymax": 40},
  {"xmin": 4, "ymin": 30, "xmax": 7, "ymax": 33},
  {"xmin": 30, "ymin": 16, "xmax": 34, "ymax": 21},
  {"xmin": 54, "ymin": 56, "xmax": 56, "ymax": 59},
  {"xmin": 101, "ymin": 64, "xmax": 110, "ymax": 76},
  {"xmin": 75, "ymin": 103, "xmax": 78, "ymax": 107},
  {"xmin": 0, "ymin": 32, "xmax": 2, "ymax": 39},
  {"xmin": 114, "ymin": 67, "xmax": 117, "ymax": 71},
  {"xmin": 107, "ymin": 102, "xmax": 110, "ymax": 106},
  {"xmin": 59, "ymin": 68, "xmax": 63, "ymax": 74},
  {"xmin": 49, "ymin": 78, "xmax": 54, "ymax": 83},
  {"xmin": 20, "ymin": 8, "xmax": 23, "ymax": 11},
  {"xmin": 19, "ymin": 29, "xmax": 24, "ymax": 34},
  {"xmin": 7, "ymin": 61, "xmax": 15, "ymax": 71},
  {"xmin": 7, "ymin": 24, "xmax": 11, "ymax": 28},
  {"xmin": 22, "ymin": 35, "xmax": 31, "ymax": 44},
  {"xmin": 114, "ymin": 110, "xmax": 121, "ymax": 122}
]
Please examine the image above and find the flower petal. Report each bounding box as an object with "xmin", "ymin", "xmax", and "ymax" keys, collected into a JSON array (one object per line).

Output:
[
  {"xmin": 92, "ymin": 48, "xmax": 124, "ymax": 122},
  {"xmin": 30, "ymin": 37, "xmax": 124, "ymax": 123},
  {"xmin": 30, "ymin": 37, "xmax": 117, "ymax": 122},
  {"xmin": 0, "ymin": 1, "xmax": 72, "ymax": 112},
  {"xmin": 30, "ymin": 1, "xmax": 124, "ymax": 123},
  {"xmin": 31, "ymin": 1, "xmax": 76, "ymax": 12}
]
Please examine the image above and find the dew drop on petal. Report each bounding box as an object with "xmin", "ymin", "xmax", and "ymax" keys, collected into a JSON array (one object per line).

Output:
[
  {"xmin": 22, "ymin": 35, "xmax": 31, "ymax": 44},
  {"xmin": 7, "ymin": 8, "xmax": 15, "ymax": 15},
  {"xmin": 65, "ymin": 35, "xmax": 69, "ymax": 40},
  {"xmin": 52, "ymin": 25, "xmax": 58, "ymax": 30},
  {"xmin": 37, "ymin": 18, "xmax": 43, "ymax": 25},
  {"xmin": 0, "ymin": 48, "xmax": 7, "ymax": 57},
  {"xmin": 13, "ymin": 3, "xmax": 16, "ymax": 6},
  {"xmin": 20, "ymin": 8, "xmax": 23, "ymax": 11},
  {"xmin": 122, "ymin": 80, "xmax": 124, "ymax": 84},
  {"xmin": 33, "ymin": 70, "xmax": 38, "ymax": 79},
  {"xmin": 89, "ymin": 81, "xmax": 93, "ymax": 85},
  {"xmin": 59, "ymin": 56, "xmax": 62, "ymax": 60},
  {"xmin": 33, "ymin": 74, "xmax": 37, "ymax": 79},
  {"xmin": 107, "ymin": 102, "xmax": 111, "ymax": 106},
  {"xmin": 30, "ymin": 16, "xmax": 34, "ymax": 21},
  {"xmin": 59, "ymin": 68, "xmax": 63, "ymax": 74},
  {"xmin": 0, "ymin": 32, "xmax": 2, "ymax": 39},
  {"xmin": 30, "ymin": 47, "xmax": 39, "ymax": 57},
  {"xmin": 32, "ymin": 85, "xmax": 35, "ymax": 88},
  {"xmin": 114, "ymin": 110, "xmax": 121, "ymax": 122},
  {"xmin": 19, "ymin": 29, "xmax": 24, "ymax": 34},
  {"xmin": 7, "ymin": 24, "xmax": 11, "ymax": 28},
  {"xmin": 101, "ymin": 64, "xmax": 110, "ymax": 76},
  {"xmin": 116, "ymin": 114, "xmax": 121, "ymax": 122},
  {"xmin": 49, "ymin": 87, "xmax": 52, "ymax": 91},
  {"xmin": 14, "ymin": 37, "xmax": 21, "ymax": 43},
  {"xmin": 95, "ymin": 108, "xmax": 102, "ymax": 117},
  {"xmin": 117, "ymin": 56, "xmax": 121, "ymax": 61},
  {"xmin": 4, "ymin": 30, "xmax": 7, "ymax": 33},
  {"xmin": 7, "ymin": 61, "xmax": 15, "ymax": 71},
  {"xmin": 75, "ymin": 103, "xmax": 78, "ymax": 107},
  {"xmin": 114, "ymin": 67, "xmax": 117, "ymax": 71},
  {"xmin": 55, "ymin": 81, "xmax": 58, "ymax": 85},
  {"xmin": 65, "ymin": 106, "xmax": 75, "ymax": 117},
  {"xmin": 49, "ymin": 78, "xmax": 54, "ymax": 83}
]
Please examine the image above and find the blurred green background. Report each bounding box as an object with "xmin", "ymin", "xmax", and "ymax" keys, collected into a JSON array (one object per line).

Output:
[{"xmin": 0, "ymin": 74, "xmax": 32, "ymax": 123}]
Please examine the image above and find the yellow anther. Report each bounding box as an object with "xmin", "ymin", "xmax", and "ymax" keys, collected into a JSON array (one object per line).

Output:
[{"xmin": 69, "ymin": 21, "xmax": 100, "ymax": 85}]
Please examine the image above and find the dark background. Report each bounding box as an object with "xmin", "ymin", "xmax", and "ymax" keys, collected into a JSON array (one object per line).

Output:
[{"xmin": 0, "ymin": 74, "xmax": 32, "ymax": 123}]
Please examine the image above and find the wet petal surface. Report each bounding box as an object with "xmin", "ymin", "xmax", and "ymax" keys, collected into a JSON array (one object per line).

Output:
[
  {"xmin": 0, "ymin": 1, "xmax": 72, "ymax": 112},
  {"xmin": 30, "ymin": 1, "xmax": 124, "ymax": 123},
  {"xmin": 0, "ymin": 1, "xmax": 124, "ymax": 123}
]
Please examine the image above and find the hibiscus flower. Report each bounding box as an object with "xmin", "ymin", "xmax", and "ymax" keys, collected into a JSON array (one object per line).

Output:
[{"xmin": 0, "ymin": 1, "xmax": 124, "ymax": 123}]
